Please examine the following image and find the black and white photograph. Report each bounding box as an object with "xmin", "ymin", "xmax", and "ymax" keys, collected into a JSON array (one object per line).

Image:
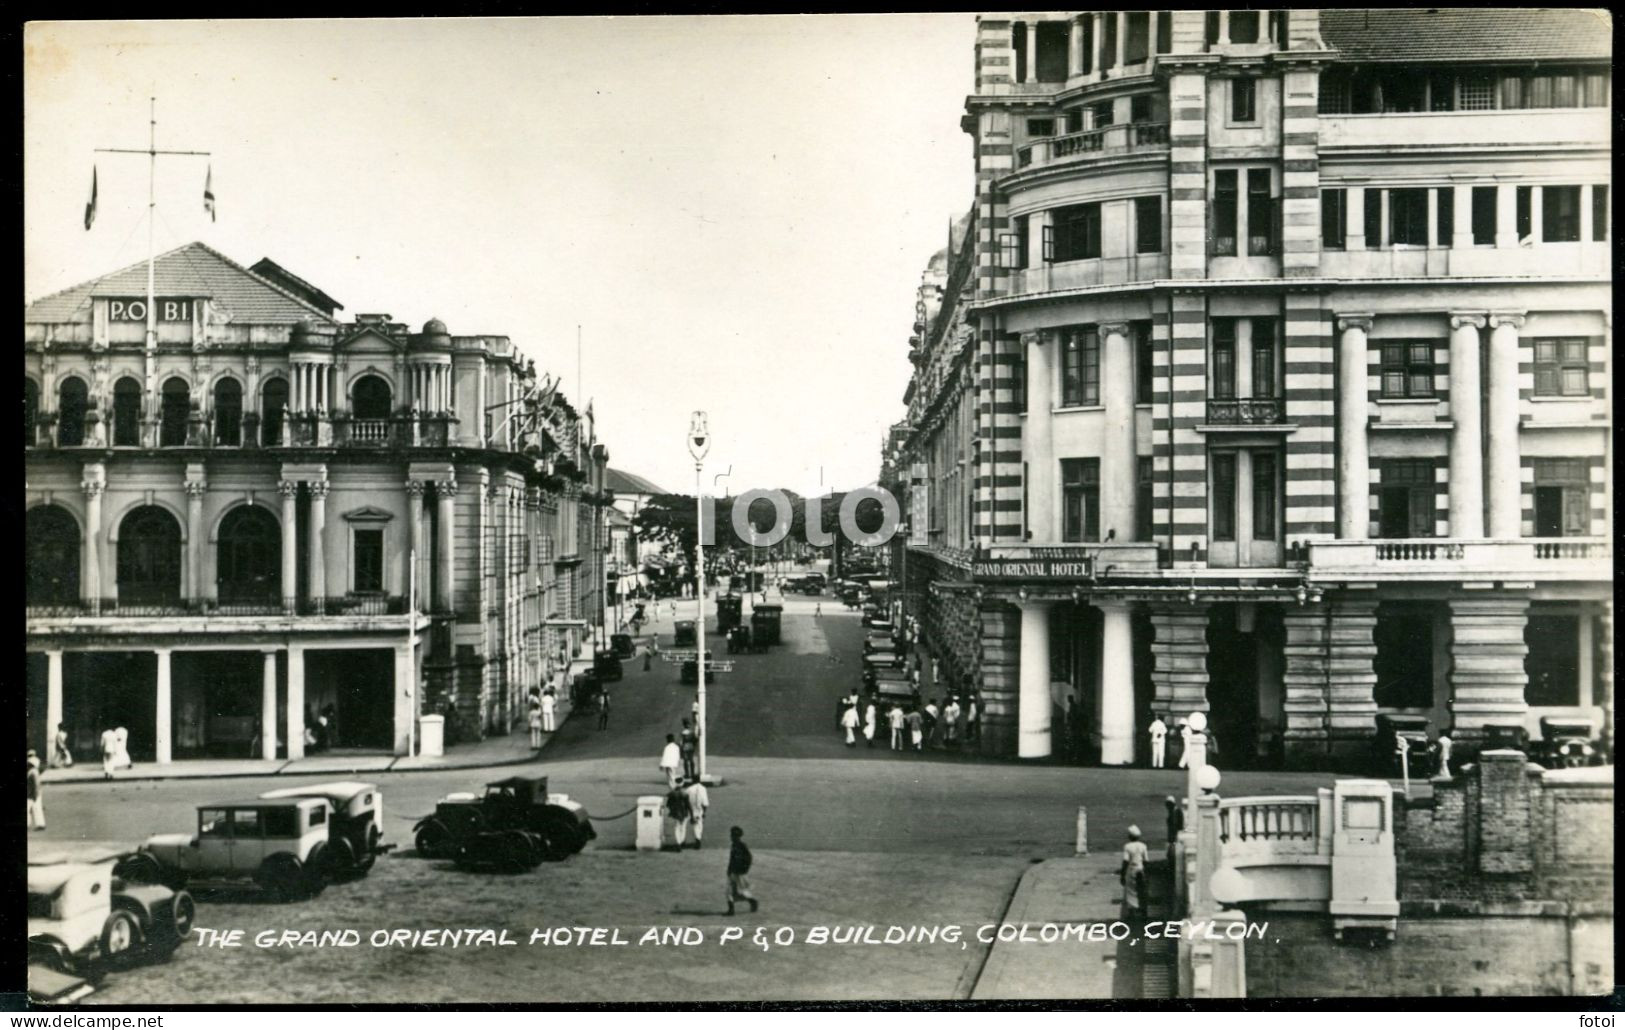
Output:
[{"xmin": 20, "ymin": 10, "xmax": 1616, "ymax": 1012}]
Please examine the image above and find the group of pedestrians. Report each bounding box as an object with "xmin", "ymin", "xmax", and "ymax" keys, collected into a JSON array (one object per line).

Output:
[
  {"xmin": 658, "ymin": 715, "xmax": 702, "ymax": 787},
  {"xmin": 526, "ymin": 686, "xmax": 559, "ymax": 749},
  {"xmin": 836, "ymin": 690, "xmax": 980, "ymax": 751}
]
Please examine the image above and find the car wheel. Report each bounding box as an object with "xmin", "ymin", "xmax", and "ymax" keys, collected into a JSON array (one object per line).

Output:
[
  {"xmin": 415, "ymin": 820, "xmax": 452, "ymax": 858},
  {"xmin": 356, "ymin": 825, "xmax": 382, "ymax": 873},
  {"xmin": 325, "ymin": 838, "xmax": 360, "ymax": 881},
  {"xmin": 534, "ymin": 810, "xmax": 580, "ymax": 861},
  {"xmin": 301, "ymin": 845, "xmax": 329, "ymax": 898},
  {"xmin": 100, "ymin": 910, "xmax": 142, "ymax": 967},
  {"xmin": 256, "ymin": 856, "xmax": 306, "ymax": 902},
  {"xmin": 500, "ymin": 831, "xmax": 535, "ymax": 872},
  {"xmin": 115, "ymin": 853, "xmax": 163, "ymax": 885}
]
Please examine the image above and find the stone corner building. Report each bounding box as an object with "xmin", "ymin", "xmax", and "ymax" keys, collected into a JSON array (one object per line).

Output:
[
  {"xmin": 895, "ymin": 9, "xmax": 1612, "ymax": 768},
  {"xmin": 24, "ymin": 242, "xmax": 611, "ymax": 761}
]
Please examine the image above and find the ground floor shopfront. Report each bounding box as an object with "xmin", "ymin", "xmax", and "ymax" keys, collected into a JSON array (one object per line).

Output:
[
  {"xmin": 25, "ymin": 617, "xmax": 427, "ymax": 763},
  {"xmin": 905, "ymin": 549, "xmax": 1612, "ymax": 768}
]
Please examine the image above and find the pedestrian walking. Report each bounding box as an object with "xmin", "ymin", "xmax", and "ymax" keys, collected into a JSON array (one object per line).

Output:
[
  {"xmin": 725, "ymin": 826, "xmax": 759, "ymax": 915},
  {"xmin": 965, "ymin": 694, "xmax": 980, "ymax": 744},
  {"xmin": 51, "ymin": 724, "xmax": 72, "ymax": 769},
  {"xmin": 1164, "ymin": 796, "xmax": 1184, "ymax": 844},
  {"xmin": 840, "ymin": 704, "xmax": 859, "ymax": 746},
  {"xmin": 862, "ymin": 700, "xmax": 877, "ymax": 748},
  {"xmin": 597, "ymin": 688, "xmax": 611, "ymax": 730},
  {"xmin": 922, "ymin": 699, "xmax": 939, "ymax": 749},
  {"xmin": 643, "ymin": 647, "xmax": 653, "ymax": 673},
  {"xmin": 659, "ymin": 734, "xmax": 682, "ymax": 788},
  {"xmin": 27, "ymin": 751, "xmax": 46, "ymax": 830},
  {"xmin": 1176, "ymin": 719, "xmax": 1192, "ymax": 769},
  {"xmin": 99, "ymin": 726, "xmax": 118, "ymax": 781},
  {"xmin": 942, "ymin": 697, "xmax": 962, "ymax": 745},
  {"xmin": 664, "ymin": 783, "xmax": 691, "ymax": 850},
  {"xmin": 906, "ymin": 706, "xmax": 924, "ymax": 751},
  {"xmin": 1120, "ymin": 825, "xmax": 1150, "ymax": 922},
  {"xmin": 680, "ymin": 719, "xmax": 699, "ymax": 781},
  {"xmin": 540, "ymin": 688, "xmax": 558, "ymax": 733},
  {"xmin": 1148, "ymin": 714, "xmax": 1168, "ymax": 768},
  {"xmin": 887, "ymin": 703, "xmax": 904, "ymax": 750},
  {"xmin": 815, "ymin": 603, "xmax": 821, "ymax": 617},
  {"xmin": 528, "ymin": 702, "xmax": 544, "ymax": 749},
  {"xmin": 684, "ymin": 777, "xmax": 710, "ymax": 849}
]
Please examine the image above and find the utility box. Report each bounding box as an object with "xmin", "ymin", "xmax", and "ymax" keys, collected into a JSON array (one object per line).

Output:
[
  {"xmin": 1329, "ymin": 779, "xmax": 1399, "ymax": 940},
  {"xmin": 635, "ymin": 795, "xmax": 665, "ymax": 852},
  {"xmin": 418, "ymin": 715, "xmax": 444, "ymax": 758}
]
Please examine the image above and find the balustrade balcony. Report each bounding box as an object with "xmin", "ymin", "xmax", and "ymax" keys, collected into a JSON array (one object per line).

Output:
[
  {"xmin": 26, "ymin": 594, "xmax": 410, "ymax": 620},
  {"xmin": 1307, "ymin": 537, "xmax": 1612, "ymax": 583},
  {"xmin": 1015, "ymin": 121, "xmax": 1169, "ymax": 172}
]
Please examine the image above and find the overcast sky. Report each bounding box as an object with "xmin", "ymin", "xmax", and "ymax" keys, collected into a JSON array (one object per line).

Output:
[{"xmin": 24, "ymin": 16, "xmax": 975, "ymax": 496}]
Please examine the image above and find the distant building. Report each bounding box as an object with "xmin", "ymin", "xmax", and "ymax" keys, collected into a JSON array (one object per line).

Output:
[
  {"xmin": 25, "ymin": 242, "xmax": 611, "ymax": 759},
  {"xmin": 894, "ymin": 10, "xmax": 1611, "ymax": 766}
]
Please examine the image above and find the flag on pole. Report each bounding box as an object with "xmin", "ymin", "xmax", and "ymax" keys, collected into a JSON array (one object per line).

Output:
[
  {"xmin": 203, "ymin": 165, "xmax": 216, "ymax": 222},
  {"xmin": 84, "ymin": 166, "xmax": 97, "ymax": 231}
]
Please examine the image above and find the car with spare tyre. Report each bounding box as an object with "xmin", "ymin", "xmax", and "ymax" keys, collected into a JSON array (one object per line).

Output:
[{"xmin": 119, "ymin": 797, "xmax": 333, "ymax": 901}]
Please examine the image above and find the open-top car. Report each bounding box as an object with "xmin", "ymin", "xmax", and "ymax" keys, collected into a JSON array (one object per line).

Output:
[
  {"xmin": 119, "ymin": 797, "xmax": 333, "ymax": 901},
  {"xmin": 29, "ymin": 859, "xmax": 195, "ymax": 975},
  {"xmin": 1536, "ymin": 717, "xmax": 1600, "ymax": 769},
  {"xmin": 413, "ymin": 775, "xmax": 594, "ymax": 868},
  {"xmin": 258, "ymin": 781, "xmax": 394, "ymax": 880}
]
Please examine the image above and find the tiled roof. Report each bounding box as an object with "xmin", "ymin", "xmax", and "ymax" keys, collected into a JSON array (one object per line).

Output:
[
  {"xmin": 25, "ymin": 242, "xmax": 340, "ymax": 326},
  {"xmin": 606, "ymin": 468, "xmax": 668, "ymax": 496},
  {"xmin": 1321, "ymin": 8, "xmax": 1612, "ymax": 64}
]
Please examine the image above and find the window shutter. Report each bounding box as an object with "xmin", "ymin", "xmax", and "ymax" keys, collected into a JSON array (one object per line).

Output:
[
  {"xmin": 1562, "ymin": 487, "xmax": 1588, "ymax": 536},
  {"xmin": 1041, "ymin": 224, "xmax": 1055, "ymax": 263}
]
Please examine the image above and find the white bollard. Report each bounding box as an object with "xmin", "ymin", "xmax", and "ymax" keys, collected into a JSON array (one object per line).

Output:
[{"xmin": 1075, "ymin": 805, "xmax": 1089, "ymax": 855}]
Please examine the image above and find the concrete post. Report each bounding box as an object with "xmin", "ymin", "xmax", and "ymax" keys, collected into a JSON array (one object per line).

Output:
[
  {"xmin": 1018, "ymin": 600, "xmax": 1053, "ymax": 758},
  {"xmin": 1075, "ymin": 806, "xmax": 1089, "ymax": 854},
  {"xmin": 394, "ymin": 641, "xmax": 416, "ymax": 757},
  {"xmin": 1486, "ymin": 313, "xmax": 1525, "ymax": 540},
  {"xmin": 1335, "ymin": 316, "xmax": 1372, "ymax": 539},
  {"xmin": 261, "ymin": 650, "xmax": 278, "ymax": 760},
  {"xmin": 279, "ymin": 480, "xmax": 298, "ymax": 613},
  {"xmin": 1448, "ymin": 313, "xmax": 1486, "ymax": 538},
  {"xmin": 1098, "ymin": 600, "xmax": 1135, "ymax": 765},
  {"xmin": 154, "ymin": 649, "xmax": 172, "ymax": 764}
]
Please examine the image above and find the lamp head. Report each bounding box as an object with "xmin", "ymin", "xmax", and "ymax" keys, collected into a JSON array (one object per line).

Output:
[
  {"xmin": 687, "ymin": 411, "xmax": 711, "ymax": 461},
  {"xmin": 1196, "ymin": 764, "xmax": 1221, "ymax": 793},
  {"xmin": 1187, "ymin": 710, "xmax": 1208, "ymax": 733}
]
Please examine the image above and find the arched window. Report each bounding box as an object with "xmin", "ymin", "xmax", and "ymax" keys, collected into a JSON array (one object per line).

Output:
[
  {"xmin": 24, "ymin": 379, "xmax": 38, "ymax": 447},
  {"xmin": 112, "ymin": 377, "xmax": 142, "ymax": 447},
  {"xmin": 351, "ymin": 374, "xmax": 393, "ymax": 420},
  {"xmin": 261, "ymin": 378, "xmax": 289, "ymax": 446},
  {"xmin": 216, "ymin": 505, "xmax": 280, "ymax": 604},
  {"xmin": 214, "ymin": 378, "xmax": 243, "ymax": 447},
  {"xmin": 117, "ymin": 506, "xmax": 182, "ymax": 605},
  {"xmin": 25, "ymin": 505, "xmax": 80, "ymax": 605},
  {"xmin": 58, "ymin": 377, "xmax": 88, "ymax": 447},
  {"xmin": 160, "ymin": 377, "xmax": 190, "ymax": 447}
]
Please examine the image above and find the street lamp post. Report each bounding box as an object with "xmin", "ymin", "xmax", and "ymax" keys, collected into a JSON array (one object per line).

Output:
[{"xmin": 688, "ymin": 412, "xmax": 712, "ymax": 783}]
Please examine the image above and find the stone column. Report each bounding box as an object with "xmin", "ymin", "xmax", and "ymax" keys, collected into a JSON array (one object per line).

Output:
[
  {"xmin": 394, "ymin": 641, "xmax": 416, "ymax": 757},
  {"xmin": 1449, "ymin": 595, "xmax": 1530, "ymax": 744},
  {"xmin": 307, "ymin": 481, "xmax": 328, "ymax": 613},
  {"xmin": 1100, "ymin": 323, "xmax": 1136, "ymax": 540},
  {"xmin": 46, "ymin": 651, "xmax": 63, "ymax": 757},
  {"xmin": 1448, "ymin": 313, "xmax": 1486, "ymax": 538},
  {"xmin": 1336, "ymin": 316, "xmax": 1373, "ymax": 539},
  {"xmin": 1151, "ymin": 605, "xmax": 1211, "ymax": 719},
  {"xmin": 261, "ymin": 650, "xmax": 278, "ymax": 760},
  {"xmin": 184, "ymin": 476, "xmax": 206, "ymax": 603},
  {"xmin": 1281, "ymin": 610, "xmax": 1329, "ymax": 767},
  {"xmin": 1068, "ymin": 16, "xmax": 1082, "ymax": 76},
  {"xmin": 1098, "ymin": 600, "xmax": 1135, "ymax": 765},
  {"xmin": 1451, "ymin": 186, "xmax": 1473, "ymax": 250},
  {"xmin": 1114, "ymin": 12, "xmax": 1128, "ymax": 69},
  {"xmin": 436, "ymin": 479, "xmax": 458, "ymax": 613},
  {"xmin": 279, "ymin": 480, "xmax": 298, "ymax": 613},
  {"xmin": 154, "ymin": 648, "xmax": 172, "ymax": 764},
  {"xmin": 1325, "ymin": 598, "xmax": 1379, "ymax": 763},
  {"xmin": 1024, "ymin": 23, "xmax": 1036, "ymax": 84},
  {"xmin": 406, "ymin": 480, "xmax": 425, "ymax": 611},
  {"xmin": 1092, "ymin": 12, "xmax": 1105, "ymax": 74},
  {"xmin": 81, "ymin": 469, "xmax": 104, "ymax": 610},
  {"xmin": 1024, "ymin": 332, "xmax": 1054, "ymax": 541},
  {"xmin": 1017, "ymin": 601, "xmax": 1053, "ymax": 758},
  {"xmin": 1218, "ymin": 9, "xmax": 1231, "ymax": 44},
  {"xmin": 286, "ymin": 645, "xmax": 305, "ymax": 760},
  {"xmin": 1486, "ymin": 312, "xmax": 1525, "ymax": 540}
]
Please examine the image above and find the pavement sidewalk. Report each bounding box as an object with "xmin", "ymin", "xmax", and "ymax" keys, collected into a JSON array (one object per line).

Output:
[{"xmin": 41, "ymin": 727, "xmax": 549, "ymax": 785}]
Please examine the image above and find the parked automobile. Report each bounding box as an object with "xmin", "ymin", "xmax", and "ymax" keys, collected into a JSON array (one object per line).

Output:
[
  {"xmin": 27, "ymin": 963, "xmax": 95, "ymax": 1006},
  {"xmin": 868, "ymin": 618, "xmax": 895, "ymax": 635},
  {"xmin": 1535, "ymin": 717, "xmax": 1600, "ymax": 769},
  {"xmin": 860, "ymin": 604, "xmax": 882, "ymax": 625},
  {"xmin": 413, "ymin": 776, "xmax": 594, "ymax": 866},
  {"xmin": 726, "ymin": 625, "xmax": 753, "ymax": 654},
  {"xmin": 594, "ymin": 652, "xmax": 624, "ymax": 684},
  {"xmin": 1481, "ymin": 723, "xmax": 1531, "ymax": 753},
  {"xmin": 717, "ymin": 594, "xmax": 743, "ymax": 632},
  {"xmin": 29, "ymin": 861, "xmax": 195, "ymax": 974},
  {"xmin": 1371, "ymin": 714, "xmax": 1433, "ymax": 776},
  {"xmin": 864, "ymin": 633, "xmax": 899, "ymax": 656},
  {"xmin": 674, "ymin": 620, "xmax": 697, "ymax": 648},
  {"xmin": 864, "ymin": 667, "xmax": 914, "ymax": 701},
  {"xmin": 610, "ymin": 633, "xmax": 637, "ymax": 659},
  {"xmin": 751, "ymin": 604, "xmax": 783, "ymax": 645},
  {"xmin": 257, "ymin": 781, "xmax": 394, "ymax": 880},
  {"xmin": 863, "ymin": 652, "xmax": 905, "ymax": 677},
  {"xmin": 122, "ymin": 798, "xmax": 333, "ymax": 901}
]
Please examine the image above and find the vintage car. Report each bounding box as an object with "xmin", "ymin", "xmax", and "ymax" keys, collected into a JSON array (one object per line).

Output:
[
  {"xmin": 1371, "ymin": 714, "xmax": 1433, "ymax": 776},
  {"xmin": 257, "ymin": 781, "xmax": 394, "ymax": 880},
  {"xmin": 1535, "ymin": 718, "xmax": 1600, "ymax": 769},
  {"xmin": 29, "ymin": 860, "xmax": 195, "ymax": 974},
  {"xmin": 717, "ymin": 594, "xmax": 743, "ymax": 632},
  {"xmin": 594, "ymin": 652, "xmax": 624, "ymax": 684},
  {"xmin": 862, "ymin": 652, "xmax": 905, "ymax": 677},
  {"xmin": 413, "ymin": 775, "xmax": 595, "ymax": 866},
  {"xmin": 610, "ymin": 633, "xmax": 637, "ymax": 659},
  {"xmin": 27, "ymin": 962, "xmax": 96, "ymax": 1006},
  {"xmin": 864, "ymin": 668, "xmax": 915, "ymax": 704},
  {"xmin": 864, "ymin": 633, "xmax": 899, "ymax": 657},
  {"xmin": 726, "ymin": 625, "xmax": 754, "ymax": 654},
  {"xmin": 1482, "ymin": 723, "xmax": 1531, "ymax": 753},
  {"xmin": 674, "ymin": 619, "xmax": 698, "ymax": 648},
  {"xmin": 867, "ymin": 617, "xmax": 896, "ymax": 635},
  {"xmin": 121, "ymin": 798, "xmax": 333, "ymax": 901},
  {"xmin": 860, "ymin": 604, "xmax": 882, "ymax": 625},
  {"xmin": 750, "ymin": 605, "xmax": 783, "ymax": 645}
]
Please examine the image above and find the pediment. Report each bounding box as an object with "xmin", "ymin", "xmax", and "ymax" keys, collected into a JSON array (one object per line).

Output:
[
  {"xmin": 337, "ymin": 326, "xmax": 404, "ymax": 354},
  {"xmin": 342, "ymin": 505, "xmax": 395, "ymax": 523}
]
